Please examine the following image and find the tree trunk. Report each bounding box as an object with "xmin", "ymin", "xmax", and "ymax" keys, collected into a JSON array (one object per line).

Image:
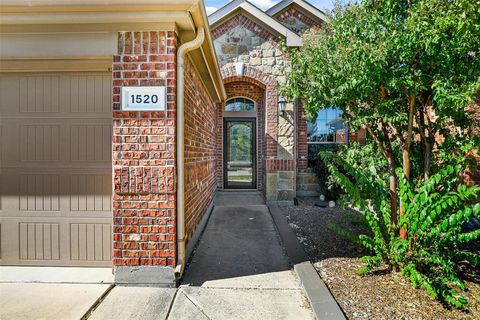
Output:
[
  {"xmin": 418, "ymin": 106, "xmax": 431, "ymax": 179},
  {"xmin": 387, "ymin": 152, "xmax": 398, "ymax": 226},
  {"xmin": 399, "ymin": 94, "xmax": 416, "ymax": 239}
]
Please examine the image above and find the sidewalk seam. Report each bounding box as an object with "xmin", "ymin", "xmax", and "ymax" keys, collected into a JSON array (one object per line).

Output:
[
  {"xmin": 80, "ymin": 284, "xmax": 115, "ymax": 320},
  {"xmin": 164, "ymin": 288, "xmax": 179, "ymax": 320},
  {"xmin": 178, "ymin": 288, "xmax": 214, "ymax": 320}
]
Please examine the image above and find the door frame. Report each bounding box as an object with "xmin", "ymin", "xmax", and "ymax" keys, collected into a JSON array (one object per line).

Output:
[{"xmin": 223, "ymin": 117, "xmax": 257, "ymax": 190}]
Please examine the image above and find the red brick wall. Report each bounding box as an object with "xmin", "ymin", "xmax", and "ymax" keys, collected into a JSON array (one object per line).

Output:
[
  {"xmin": 183, "ymin": 57, "xmax": 217, "ymax": 242},
  {"xmin": 211, "ymin": 14, "xmax": 281, "ymax": 48},
  {"xmin": 297, "ymin": 100, "xmax": 308, "ymax": 172},
  {"xmin": 275, "ymin": 7, "xmax": 322, "ymax": 35},
  {"xmin": 112, "ymin": 31, "xmax": 177, "ymax": 268},
  {"xmin": 220, "ymin": 80, "xmax": 265, "ymax": 190},
  {"xmin": 349, "ymin": 128, "xmax": 367, "ymax": 144}
]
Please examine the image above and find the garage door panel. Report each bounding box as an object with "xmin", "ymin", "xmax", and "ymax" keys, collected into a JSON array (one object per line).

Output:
[
  {"xmin": 1, "ymin": 73, "xmax": 111, "ymax": 115},
  {"xmin": 0, "ymin": 217, "xmax": 112, "ymax": 266},
  {"xmin": 70, "ymin": 124, "xmax": 112, "ymax": 162},
  {"xmin": 19, "ymin": 222, "xmax": 61, "ymax": 261},
  {"xmin": 1, "ymin": 172, "xmax": 111, "ymax": 218},
  {"xmin": 70, "ymin": 174, "xmax": 112, "ymax": 212},
  {"xmin": 20, "ymin": 124, "xmax": 60, "ymax": 161},
  {"xmin": 0, "ymin": 72, "xmax": 112, "ymax": 267},
  {"xmin": 19, "ymin": 174, "xmax": 61, "ymax": 212}
]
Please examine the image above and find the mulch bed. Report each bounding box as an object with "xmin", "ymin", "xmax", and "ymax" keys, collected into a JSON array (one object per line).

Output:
[{"xmin": 280, "ymin": 197, "xmax": 480, "ymax": 320}]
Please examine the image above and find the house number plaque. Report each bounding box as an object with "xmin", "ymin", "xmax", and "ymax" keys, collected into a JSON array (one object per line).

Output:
[{"xmin": 121, "ymin": 86, "xmax": 166, "ymax": 111}]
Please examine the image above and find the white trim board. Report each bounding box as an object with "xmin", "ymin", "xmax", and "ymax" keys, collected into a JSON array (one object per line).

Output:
[
  {"xmin": 209, "ymin": 0, "xmax": 303, "ymax": 47},
  {"xmin": 266, "ymin": 0, "xmax": 327, "ymax": 23}
]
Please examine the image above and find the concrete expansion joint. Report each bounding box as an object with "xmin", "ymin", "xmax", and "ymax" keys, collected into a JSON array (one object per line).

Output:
[
  {"xmin": 164, "ymin": 287, "xmax": 180, "ymax": 320},
  {"xmin": 175, "ymin": 288, "xmax": 213, "ymax": 320},
  {"xmin": 189, "ymin": 286, "xmax": 301, "ymax": 291},
  {"xmin": 80, "ymin": 285, "xmax": 115, "ymax": 320}
]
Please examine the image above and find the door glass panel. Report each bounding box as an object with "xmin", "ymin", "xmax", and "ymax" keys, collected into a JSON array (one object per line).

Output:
[{"xmin": 226, "ymin": 120, "xmax": 255, "ymax": 189}]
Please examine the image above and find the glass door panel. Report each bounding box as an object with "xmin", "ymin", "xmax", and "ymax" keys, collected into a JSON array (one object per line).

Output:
[{"xmin": 224, "ymin": 119, "xmax": 256, "ymax": 189}]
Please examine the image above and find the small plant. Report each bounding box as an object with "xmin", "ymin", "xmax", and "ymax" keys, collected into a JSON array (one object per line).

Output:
[{"xmin": 323, "ymin": 148, "xmax": 480, "ymax": 309}]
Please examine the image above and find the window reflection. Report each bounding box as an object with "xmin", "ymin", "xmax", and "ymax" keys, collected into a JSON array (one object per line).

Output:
[
  {"xmin": 225, "ymin": 97, "xmax": 255, "ymax": 112},
  {"xmin": 307, "ymin": 108, "xmax": 346, "ymax": 144}
]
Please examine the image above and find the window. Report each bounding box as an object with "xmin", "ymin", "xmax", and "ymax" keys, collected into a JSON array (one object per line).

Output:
[
  {"xmin": 225, "ymin": 97, "xmax": 255, "ymax": 112},
  {"xmin": 307, "ymin": 108, "xmax": 347, "ymax": 144}
]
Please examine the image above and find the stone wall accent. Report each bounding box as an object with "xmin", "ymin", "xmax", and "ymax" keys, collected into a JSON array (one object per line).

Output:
[
  {"xmin": 112, "ymin": 31, "xmax": 177, "ymax": 271},
  {"xmin": 212, "ymin": 14, "xmax": 289, "ymax": 85},
  {"xmin": 297, "ymin": 171, "xmax": 320, "ymax": 197},
  {"xmin": 183, "ymin": 57, "xmax": 217, "ymax": 242},
  {"xmin": 274, "ymin": 7, "xmax": 322, "ymax": 35},
  {"xmin": 212, "ymin": 14, "xmax": 283, "ymax": 67}
]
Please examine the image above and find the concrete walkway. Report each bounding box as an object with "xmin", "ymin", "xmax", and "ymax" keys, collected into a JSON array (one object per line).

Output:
[
  {"xmin": 171, "ymin": 192, "xmax": 314, "ymax": 319},
  {"xmin": 89, "ymin": 192, "xmax": 313, "ymax": 320}
]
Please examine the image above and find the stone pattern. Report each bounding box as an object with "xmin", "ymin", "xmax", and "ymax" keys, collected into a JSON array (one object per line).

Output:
[
  {"xmin": 112, "ymin": 31, "xmax": 177, "ymax": 267},
  {"xmin": 183, "ymin": 57, "xmax": 217, "ymax": 242},
  {"xmin": 274, "ymin": 7, "xmax": 322, "ymax": 35},
  {"xmin": 212, "ymin": 14, "xmax": 290, "ymax": 85},
  {"xmin": 296, "ymin": 171, "xmax": 320, "ymax": 197}
]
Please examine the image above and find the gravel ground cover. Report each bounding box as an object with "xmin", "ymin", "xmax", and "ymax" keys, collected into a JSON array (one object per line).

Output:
[{"xmin": 280, "ymin": 197, "xmax": 480, "ymax": 320}]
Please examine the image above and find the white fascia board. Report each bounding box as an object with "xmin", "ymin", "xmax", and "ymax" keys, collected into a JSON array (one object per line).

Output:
[
  {"xmin": 0, "ymin": 0, "xmax": 197, "ymax": 6},
  {"xmin": 209, "ymin": 0, "xmax": 303, "ymax": 47},
  {"xmin": 266, "ymin": 0, "xmax": 327, "ymax": 23},
  {"xmin": 208, "ymin": 0, "xmax": 245, "ymax": 25},
  {"xmin": 0, "ymin": 11, "xmax": 191, "ymax": 25}
]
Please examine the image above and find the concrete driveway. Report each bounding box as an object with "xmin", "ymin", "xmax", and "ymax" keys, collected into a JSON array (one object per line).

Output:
[{"xmin": 0, "ymin": 283, "xmax": 111, "ymax": 320}]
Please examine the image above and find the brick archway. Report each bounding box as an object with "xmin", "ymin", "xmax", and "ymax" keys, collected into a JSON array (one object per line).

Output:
[
  {"xmin": 221, "ymin": 65, "xmax": 279, "ymax": 158},
  {"xmin": 217, "ymin": 65, "xmax": 280, "ymax": 194}
]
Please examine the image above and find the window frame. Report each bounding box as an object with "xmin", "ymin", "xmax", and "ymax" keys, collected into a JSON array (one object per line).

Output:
[{"xmin": 306, "ymin": 108, "xmax": 348, "ymax": 145}]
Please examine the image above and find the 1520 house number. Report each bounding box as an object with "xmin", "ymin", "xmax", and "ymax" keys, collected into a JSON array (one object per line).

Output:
[
  {"xmin": 130, "ymin": 94, "xmax": 159, "ymax": 104},
  {"xmin": 121, "ymin": 86, "xmax": 166, "ymax": 111}
]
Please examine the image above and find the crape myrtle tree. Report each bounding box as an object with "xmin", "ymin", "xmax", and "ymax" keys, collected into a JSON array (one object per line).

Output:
[{"xmin": 283, "ymin": 0, "xmax": 480, "ymax": 308}]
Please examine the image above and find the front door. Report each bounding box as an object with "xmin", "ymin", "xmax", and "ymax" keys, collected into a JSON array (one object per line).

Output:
[{"xmin": 224, "ymin": 118, "xmax": 256, "ymax": 189}]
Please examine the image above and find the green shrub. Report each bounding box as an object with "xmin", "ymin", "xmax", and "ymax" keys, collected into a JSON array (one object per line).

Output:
[
  {"xmin": 308, "ymin": 143, "xmax": 342, "ymax": 200},
  {"xmin": 397, "ymin": 165, "xmax": 479, "ymax": 309},
  {"xmin": 323, "ymin": 148, "xmax": 480, "ymax": 309}
]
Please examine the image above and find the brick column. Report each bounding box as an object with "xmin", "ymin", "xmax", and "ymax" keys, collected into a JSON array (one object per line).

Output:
[
  {"xmin": 112, "ymin": 31, "xmax": 178, "ymax": 285},
  {"xmin": 297, "ymin": 99, "xmax": 308, "ymax": 172}
]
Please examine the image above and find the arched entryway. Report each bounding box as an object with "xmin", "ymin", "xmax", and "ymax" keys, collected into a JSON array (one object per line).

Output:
[
  {"xmin": 223, "ymin": 97, "xmax": 257, "ymax": 189},
  {"xmin": 217, "ymin": 65, "xmax": 297, "ymax": 204},
  {"xmin": 219, "ymin": 79, "xmax": 266, "ymax": 191}
]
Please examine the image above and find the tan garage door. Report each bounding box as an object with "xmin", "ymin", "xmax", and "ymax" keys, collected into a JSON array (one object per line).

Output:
[{"xmin": 0, "ymin": 72, "xmax": 112, "ymax": 266}]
